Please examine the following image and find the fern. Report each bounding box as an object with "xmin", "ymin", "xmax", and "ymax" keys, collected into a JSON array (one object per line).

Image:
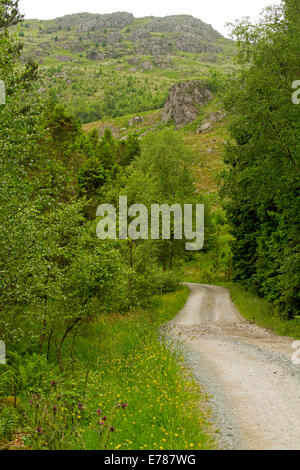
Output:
[{"xmin": 0, "ymin": 408, "xmax": 19, "ymax": 441}]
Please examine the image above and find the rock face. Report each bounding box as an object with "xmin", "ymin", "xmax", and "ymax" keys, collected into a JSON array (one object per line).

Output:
[
  {"xmin": 135, "ymin": 38, "xmax": 172, "ymax": 56},
  {"xmin": 175, "ymin": 34, "xmax": 221, "ymax": 54},
  {"xmin": 161, "ymin": 81, "xmax": 212, "ymax": 129},
  {"xmin": 62, "ymin": 12, "xmax": 134, "ymax": 32},
  {"xmin": 147, "ymin": 15, "xmax": 222, "ymax": 40}
]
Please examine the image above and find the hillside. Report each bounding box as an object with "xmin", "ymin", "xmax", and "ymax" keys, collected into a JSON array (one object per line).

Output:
[
  {"xmin": 83, "ymin": 96, "xmax": 228, "ymax": 195},
  {"xmin": 9, "ymin": 12, "xmax": 237, "ymax": 122}
]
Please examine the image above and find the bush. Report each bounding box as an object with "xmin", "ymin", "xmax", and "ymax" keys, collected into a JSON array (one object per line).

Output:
[{"xmin": 153, "ymin": 272, "xmax": 181, "ymax": 294}]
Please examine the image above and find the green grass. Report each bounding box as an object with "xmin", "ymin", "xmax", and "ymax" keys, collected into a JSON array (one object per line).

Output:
[
  {"xmin": 75, "ymin": 287, "xmax": 214, "ymax": 450},
  {"xmin": 219, "ymin": 282, "xmax": 300, "ymax": 340},
  {"xmin": 2, "ymin": 287, "xmax": 214, "ymax": 450}
]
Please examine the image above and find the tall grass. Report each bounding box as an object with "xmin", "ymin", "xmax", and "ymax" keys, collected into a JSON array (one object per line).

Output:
[
  {"xmin": 73, "ymin": 288, "xmax": 214, "ymax": 450},
  {"xmin": 219, "ymin": 282, "xmax": 300, "ymax": 340},
  {"xmin": 9, "ymin": 288, "xmax": 213, "ymax": 450}
]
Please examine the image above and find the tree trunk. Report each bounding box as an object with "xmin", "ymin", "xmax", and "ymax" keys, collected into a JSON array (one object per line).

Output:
[{"xmin": 57, "ymin": 317, "xmax": 82, "ymax": 372}]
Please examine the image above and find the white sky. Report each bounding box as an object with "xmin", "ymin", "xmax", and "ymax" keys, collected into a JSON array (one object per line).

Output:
[{"xmin": 18, "ymin": 0, "xmax": 282, "ymax": 37}]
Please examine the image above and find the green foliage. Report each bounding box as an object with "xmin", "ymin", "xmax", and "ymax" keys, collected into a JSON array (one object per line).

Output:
[
  {"xmin": 222, "ymin": 0, "xmax": 300, "ymax": 317},
  {"xmin": 137, "ymin": 129, "xmax": 200, "ymax": 270},
  {"xmin": 0, "ymin": 0, "xmax": 23, "ymax": 28},
  {"xmin": 0, "ymin": 352, "xmax": 54, "ymax": 399},
  {"xmin": 75, "ymin": 79, "xmax": 167, "ymax": 123},
  {"xmin": 153, "ymin": 272, "xmax": 181, "ymax": 294},
  {"xmin": 0, "ymin": 0, "xmax": 218, "ymax": 451},
  {"xmin": 0, "ymin": 407, "xmax": 19, "ymax": 442},
  {"xmin": 119, "ymin": 133, "xmax": 141, "ymax": 167},
  {"xmin": 204, "ymin": 69, "xmax": 230, "ymax": 94},
  {"xmin": 78, "ymin": 157, "xmax": 106, "ymax": 196}
]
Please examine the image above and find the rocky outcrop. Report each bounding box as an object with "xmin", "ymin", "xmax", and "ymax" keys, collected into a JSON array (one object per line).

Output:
[
  {"xmin": 64, "ymin": 12, "xmax": 134, "ymax": 32},
  {"xmin": 130, "ymin": 30, "xmax": 151, "ymax": 41},
  {"xmin": 196, "ymin": 112, "xmax": 227, "ymax": 133},
  {"xmin": 128, "ymin": 57, "xmax": 140, "ymax": 66},
  {"xmin": 147, "ymin": 15, "xmax": 222, "ymax": 41},
  {"xmin": 175, "ymin": 34, "xmax": 222, "ymax": 54},
  {"xmin": 135, "ymin": 38, "xmax": 172, "ymax": 56},
  {"xmin": 161, "ymin": 81, "xmax": 212, "ymax": 129},
  {"xmin": 141, "ymin": 61, "xmax": 153, "ymax": 71}
]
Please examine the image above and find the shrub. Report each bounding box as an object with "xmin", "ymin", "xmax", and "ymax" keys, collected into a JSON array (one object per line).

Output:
[{"xmin": 153, "ymin": 272, "xmax": 181, "ymax": 294}]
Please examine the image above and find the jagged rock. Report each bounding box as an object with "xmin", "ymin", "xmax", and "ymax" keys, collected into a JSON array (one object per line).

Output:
[
  {"xmin": 175, "ymin": 34, "xmax": 222, "ymax": 54},
  {"xmin": 147, "ymin": 15, "xmax": 222, "ymax": 40},
  {"xmin": 75, "ymin": 12, "xmax": 134, "ymax": 33},
  {"xmin": 135, "ymin": 38, "xmax": 172, "ymax": 56},
  {"xmin": 196, "ymin": 112, "xmax": 227, "ymax": 133},
  {"xmin": 161, "ymin": 81, "xmax": 212, "ymax": 129},
  {"xmin": 197, "ymin": 122, "xmax": 212, "ymax": 133},
  {"xmin": 142, "ymin": 61, "xmax": 153, "ymax": 71},
  {"xmin": 128, "ymin": 116, "xmax": 144, "ymax": 127},
  {"xmin": 130, "ymin": 29, "xmax": 151, "ymax": 41}
]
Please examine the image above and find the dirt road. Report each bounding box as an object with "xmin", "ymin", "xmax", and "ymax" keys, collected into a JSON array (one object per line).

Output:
[{"xmin": 167, "ymin": 283, "xmax": 300, "ymax": 450}]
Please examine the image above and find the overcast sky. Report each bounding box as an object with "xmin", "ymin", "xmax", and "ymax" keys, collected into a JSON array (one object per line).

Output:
[{"xmin": 18, "ymin": 0, "xmax": 282, "ymax": 37}]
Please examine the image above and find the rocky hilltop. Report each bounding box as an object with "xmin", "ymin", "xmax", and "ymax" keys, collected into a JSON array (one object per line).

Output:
[
  {"xmin": 47, "ymin": 12, "xmax": 134, "ymax": 33},
  {"xmin": 9, "ymin": 13, "xmax": 237, "ymax": 124},
  {"xmin": 12, "ymin": 12, "xmax": 227, "ymax": 63}
]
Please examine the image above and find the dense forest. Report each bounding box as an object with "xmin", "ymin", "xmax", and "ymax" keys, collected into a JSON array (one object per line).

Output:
[
  {"xmin": 222, "ymin": 0, "xmax": 300, "ymax": 317},
  {"xmin": 0, "ymin": 0, "xmax": 299, "ymax": 451}
]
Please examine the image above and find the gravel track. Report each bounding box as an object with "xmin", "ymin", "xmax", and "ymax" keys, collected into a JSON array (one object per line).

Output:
[{"xmin": 166, "ymin": 283, "xmax": 300, "ymax": 450}]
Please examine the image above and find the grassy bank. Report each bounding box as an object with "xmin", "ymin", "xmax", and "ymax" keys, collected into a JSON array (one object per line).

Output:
[
  {"xmin": 0, "ymin": 287, "xmax": 214, "ymax": 450},
  {"xmin": 219, "ymin": 282, "xmax": 300, "ymax": 340},
  {"xmin": 75, "ymin": 287, "xmax": 214, "ymax": 450}
]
